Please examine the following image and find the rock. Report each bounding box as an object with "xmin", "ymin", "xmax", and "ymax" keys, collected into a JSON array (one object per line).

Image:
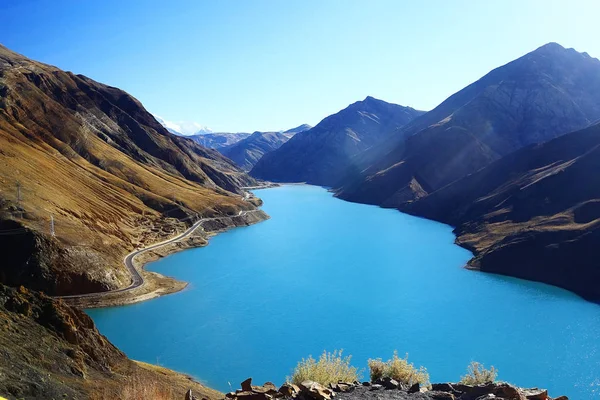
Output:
[
  {"xmin": 279, "ymin": 383, "xmax": 300, "ymax": 397},
  {"xmin": 428, "ymin": 391, "xmax": 455, "ymax": 400},
  {"xmin": 431, "ymin": 383, "xmax": 457, "ymax": 393},
  {"xmin": 226, "ymin": 393, "xmax": 237, "ymax": 399},
  {"xmin": 252, "ymin": 384, "xmax": 279, "ymax": 396},
  {"xmin": 451, "ymin": 383, "xmax": 497, "ymax": 400},
  {"xmin": 298, "ymin": 381, "xmax": 335, "ymax": 400},
  {"xmin": 553, "ymin": 396, "xmax": 568, "ymax": 400},
  {"xmin": 241, "ymin": 378, "xmax": 253, "ymax": 392},
  {"xmin": 408, "ymin": 383, "xmax": 420, "ymax": 393},
  {"xmin": 328, "ymin": 382, "xmax": 354, "ymax": 393},
  {"xmin": 235, "ymin": 391, "xmax": 272, "ymax": 400},
  {"xmin": 361, "ymin": 382, "xmax": 371, "ymax": 387},
  {"xmin": 379, "ymin": 377, "xmax": 399, "ymax": 389},
  {"xmin": 370, "ymin": 384, "xmax": 383, "ymax": 391},
  {"xmin": 520, "ymin": 388, "xmax": 548, "ymax": 400},
  {"xmin": 185, "ymin": 389, "xmax": 196, "ymax": 400},
  {"xmin": 493, "ymin": 383, "xmax": 525, "ymax": 400}
]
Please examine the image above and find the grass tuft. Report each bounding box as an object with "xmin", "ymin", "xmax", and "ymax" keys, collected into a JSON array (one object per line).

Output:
[
  {"xmin": 459, "ymin": 361, "xmax": 498, "ymax": 385},
  {"xmin": 288, "ymin": 350, "xmax": 361, "ymax": 386},
  {"xmin": 367, "ymin": 351, "xmax": 430, "ymax": 387}
]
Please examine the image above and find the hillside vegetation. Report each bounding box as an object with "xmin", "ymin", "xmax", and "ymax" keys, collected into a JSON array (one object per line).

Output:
[{"xmin": 0, "ymin": 44, "xmax": 261, "ymax": 296}]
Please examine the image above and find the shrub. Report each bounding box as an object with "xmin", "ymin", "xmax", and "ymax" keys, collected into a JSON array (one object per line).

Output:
[
  {"xmin": 367, "ymin": 351, "xmax": 430, "ymax": 387},
  {"xmin": 288, "ymin": 350, "xmax": 361, "ymax": 386},
  {"xmin": 367, "ymin": 358, "xmax": 386, "ymax": 381},
  {"xmin": 459, "ymin": 361, "xmax": 498, "ymax": 385}
]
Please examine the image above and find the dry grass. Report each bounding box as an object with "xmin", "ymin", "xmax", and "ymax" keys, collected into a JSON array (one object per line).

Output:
[
  {"xmin": 120, "ymin": 377, "xmax": 173, "ymax": 400},
  {"xmin": 459, "ymin": 361, "xmax": 498, "ymax": 385},
  {"xmin": 368, "ymin": 351, "xmax": 430, "ymax": 387},
  {"xmin": 90, "ymin": 377, "xmax": 172, "ymax": 400},
  {"xmin": 288, "ymin": 350, "xmax": 361, "ymax": 386}
]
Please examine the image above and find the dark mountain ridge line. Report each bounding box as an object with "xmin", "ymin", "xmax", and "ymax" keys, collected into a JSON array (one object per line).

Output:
[
  {"xmin": 250, "ymin": 96, "xmax": 425, "ymax": 186},
  {"xmin": 335, "ymin": 42, "xmax": 600, "ymax": 207},
  {"xmin": 220, "ymin": 130, "xmax": 295, "ymax": 171}
]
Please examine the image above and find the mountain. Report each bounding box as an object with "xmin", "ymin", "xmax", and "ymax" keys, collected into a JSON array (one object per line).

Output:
[
  {"xmin": 0, "ymin": 283, "xmax": 222, "ymax": 399},
  {"xmin": 154, "ymin": 115, "xmax": 212, "ymax": 136},
  {"xmin": 0, "ymin": 44, "xmax": 262, "ymax": 296},
  {"xmin": 250, "ymin": 97, "xmax": 425, "ymax": 186},
  {"xmin": 187, "ymin": 124, "xmax": 312, "ymax": 151},
  {"xmin": 283, "ymin": 123, "xmax": 312, "ymax": 135},
  {"xmin": 188, "ymin": 131, "xmax": 251, "ymax": 149},
  {"xmin": 403, "ymin": 121, "xmax": 600, "ymax": 301},
  {"xmin": 336, "ymin": 43, "xmax": 600, "ymax": 207},
  {"xmin": 220, "ymin": 131, "xmax": 294, "ymax": 171}
]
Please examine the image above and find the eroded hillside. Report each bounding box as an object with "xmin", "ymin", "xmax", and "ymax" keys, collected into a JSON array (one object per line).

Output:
[{"xmin": 0, "ymin": 44, "xmax": 263, "ymax": 296}]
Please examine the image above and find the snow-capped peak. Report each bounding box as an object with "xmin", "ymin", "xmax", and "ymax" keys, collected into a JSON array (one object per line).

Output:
[{"xmin": 153, "ymin": 114, "xmax": 213, "ymax": 136}]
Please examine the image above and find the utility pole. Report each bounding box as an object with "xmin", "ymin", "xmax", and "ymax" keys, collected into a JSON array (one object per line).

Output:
[
  {"xmin": 50, "ymin": 215, "xmax": 55, "ymax": 237},
  {"xmin": 16, "ymin": 181, "xmax": 22, "ymax": 219},
  {"xmin": 16, "ymin": 181, "xmax": 21, "ymax": 203}
]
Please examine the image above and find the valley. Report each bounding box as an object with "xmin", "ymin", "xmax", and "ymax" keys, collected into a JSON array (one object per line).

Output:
[{"xmin": 1, "ymin": 17, "xmax": 599, "ymax": 399}]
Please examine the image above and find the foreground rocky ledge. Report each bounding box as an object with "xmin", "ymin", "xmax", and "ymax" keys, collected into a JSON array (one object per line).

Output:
[{"xmin": 189, "ymin": 378, "xmax": 567, "ymax": 400}]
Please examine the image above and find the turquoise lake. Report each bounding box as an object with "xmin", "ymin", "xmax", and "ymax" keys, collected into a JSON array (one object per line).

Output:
[{"xmin": 88, "ymin": 185, "xmax": 600, "ymax": 399}]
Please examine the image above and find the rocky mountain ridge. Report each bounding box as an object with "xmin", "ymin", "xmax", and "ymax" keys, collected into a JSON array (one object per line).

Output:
[
  {"xmin": 336, "ymin": 43, "xmax": 600, "ymax": 207},
  {"xmin": 221, "ymin": 131, "xmax": 295, "ymax": 171},
  {"xmin": 251, "ymin": 97, "xmax": 425, "ymax": 186}
]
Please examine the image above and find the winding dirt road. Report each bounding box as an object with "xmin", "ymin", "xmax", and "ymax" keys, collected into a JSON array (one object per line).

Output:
[{"xmin": 57, "ymin": 209, "xmax": 259, "ymax": 301}]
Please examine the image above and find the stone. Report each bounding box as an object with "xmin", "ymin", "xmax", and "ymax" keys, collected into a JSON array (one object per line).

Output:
[
  {"xmin": 361, "ymin": 382, "xmax": 371, "ymax": 387},
  {"xmin": 235, "ymin": 391, "xmax": 272, "ymax": 400},
  {"xmin": 241, "ymin": 378, "xmax": 253, "ymax": 392},
  {"xmin": 252, "ymin": 384, "xmax": 279, "ymax": 396},
  {"xmin": 298, "ymin": 381, "xmax": 335, "ymax": 400},
  {"xmin": 431, "ymin": 383, "xmax": 457, "ymax": 393},
  {"xmin": 408, "ymin": 383, "xmax": 420, "ymax": 393},
  {"xmin": 493, "ymin": 383, "xmax": 525, "ymax": 400},
  {"xmin": 451, "ymin": 383, "xmax": 497, "ymax": 400},
  {"xmin": 278, "ymin": 383, "xmax": 300, "ymax": 397},
  {"xmin": 370, "ymin": 384, "xmax": 383, "ymax": 391},
  {"xmin": 380, "ymin": 377, "xmax": 399, "ymax": 389},
  {"xmin": 520, "ymin": 388, "xmax": 548, "ymax": 400},
  {"xmin": 428, "ymin": 391, "xmax": 455, "ymax": 400},
  {"xmin": 553, "ymin": 396, "xmax": 568, "ymax": 400},
  {"xmin": 328, "ymin": 383, "xmax": 353, "ymax": 393},
  {"xmin": 226, "ymin": 393, "xmax": 237, "ymax": 399}
]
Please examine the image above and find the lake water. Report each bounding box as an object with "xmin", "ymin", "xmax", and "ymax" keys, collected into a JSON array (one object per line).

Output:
[{"xmin": 88, "ymin": 185, "xmax": 600, "ymax": 399}]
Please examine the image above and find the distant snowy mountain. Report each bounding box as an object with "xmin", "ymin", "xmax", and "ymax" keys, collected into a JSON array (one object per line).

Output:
[{"xmin": 153, "ymin": 115, "xmax": 213, "ymax": 136}]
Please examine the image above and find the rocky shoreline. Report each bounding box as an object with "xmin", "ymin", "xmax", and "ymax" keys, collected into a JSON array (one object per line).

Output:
[
  {"xmin": 199, "ymin": 377, "xmax": 566, "ymax": 400},
  {"xmin": 64, "ymin": 207, "xmax": 269, "ymax": 309}
]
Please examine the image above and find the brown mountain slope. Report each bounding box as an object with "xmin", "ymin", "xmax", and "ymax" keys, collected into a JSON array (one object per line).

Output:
[
  {"xmin": 0, "ymin": 44, "xmax": 262, "ymax": 296},
  {"xmin": 0, "ymin": 283, "xmax": 221, "ymax": 399},
  {"xmin": 404, "ymin": 122, "xmax": 600, "ymax": 301},
  {"xmin": 336, "ymin": 43, "xmax": 600, "ymax": 207}
]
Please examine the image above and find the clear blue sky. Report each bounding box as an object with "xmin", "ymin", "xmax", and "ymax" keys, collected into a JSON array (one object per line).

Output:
[{"xmin": 1, "ymin": 0, "xmax": 599, "ymax": 132}]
